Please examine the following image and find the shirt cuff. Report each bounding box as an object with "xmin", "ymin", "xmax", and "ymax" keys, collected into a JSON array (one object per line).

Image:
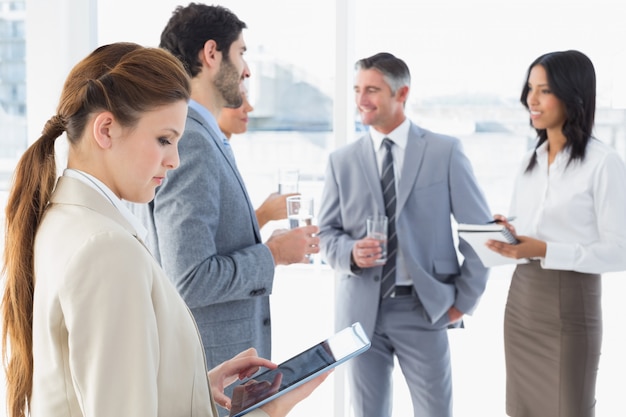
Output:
[{"xmin": 541, "ymin": 241, "xmax": 576, "ymax": 270}]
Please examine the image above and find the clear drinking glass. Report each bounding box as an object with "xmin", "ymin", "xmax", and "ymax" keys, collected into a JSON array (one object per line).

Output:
[
  {"xmin": 366, "ymin": 214, "xmax": 388, "ymax": 264},
  {"xmin": 286, "ymin": 196, "xmax": 314, "ymax": 229},
  {"xmin": 278, "ymin": 169, "xmax": 300, "ymax": 194}
]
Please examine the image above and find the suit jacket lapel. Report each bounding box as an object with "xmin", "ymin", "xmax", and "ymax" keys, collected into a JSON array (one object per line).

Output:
[
  {"xmin": 187, "ymin": 107, "xmax": 262, "ymax": 242},
  {"xmin": 187, "ymin": 107, "xmax": 236, "ymax": 168},
  {"xmin": 51, "ymin": 176, "xmax": 138, "ymax": 236},
  {"xmin": 397, "ymin": 123, "xmax": 426, "ymax": 214},
  {"xmin": 52, "ymin": 176, "xmax": 160, "ymax": 260},
  {"xmin": 357, "ymin": 135, "xmax": 385, "ymax": 212}
]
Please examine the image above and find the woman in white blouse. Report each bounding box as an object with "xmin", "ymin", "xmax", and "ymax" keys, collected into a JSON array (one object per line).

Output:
[{"xmin": 486, "ymin": 50, "xmax": 626, "ymax": 417}]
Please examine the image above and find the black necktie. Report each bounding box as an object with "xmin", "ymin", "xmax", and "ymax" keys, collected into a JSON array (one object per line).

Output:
[{"xmin": 380, "ymin": 138, "xmax": 398, "ymax": 298}]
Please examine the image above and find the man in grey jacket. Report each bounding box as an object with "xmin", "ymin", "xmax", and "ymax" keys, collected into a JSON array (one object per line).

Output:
[
  {"xmin": 317, "ymin": 52, "xmax": 491, "ymax": 417},
  {"xmin": 132, "ymin": 6, "xmax": 319, "ymax": 414}
]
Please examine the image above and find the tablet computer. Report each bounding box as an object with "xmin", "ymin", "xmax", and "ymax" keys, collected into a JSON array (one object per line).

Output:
[{"xmin": 229, "ymin": 322, "xmax": 371, "ymax": 417}]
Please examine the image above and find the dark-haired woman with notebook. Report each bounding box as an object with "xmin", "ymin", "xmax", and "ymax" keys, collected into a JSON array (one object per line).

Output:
[{"xmin": 486, "ymin": 50, "xmax": 626, "ymax": 417}]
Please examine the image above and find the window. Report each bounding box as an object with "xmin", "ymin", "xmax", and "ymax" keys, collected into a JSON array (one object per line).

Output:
[
  {"xmin": 0, "ymin": 0, "xmax": 26, "ymax": 164},
  {"xmin": 4, "ymin": 2, "xmax": 626, "ymax": 416}
]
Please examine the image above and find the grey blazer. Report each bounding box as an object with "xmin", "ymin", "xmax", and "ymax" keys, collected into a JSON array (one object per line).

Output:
[
  {"xmin": 317, "ymin": 122, "xmax": 492, "ymax": 336},
  {"xmin": 133, "ymin": 106, "xmax": 275, "ymax": 369}
]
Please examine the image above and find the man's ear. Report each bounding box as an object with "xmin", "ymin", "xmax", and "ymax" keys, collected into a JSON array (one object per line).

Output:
[
  {"xmin": 397, "ymin": 85, "xmax": 410, "ymax": 104},
  {"xmin": 201, "ymin": 39, "xmax": 220, "ymax": 70},
  {"xmin": 92, "ymin": 111, "xmax": 116, "ymax": 150}
]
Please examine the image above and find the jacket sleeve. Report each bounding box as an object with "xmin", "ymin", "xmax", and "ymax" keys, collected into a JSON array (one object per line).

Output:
[
  {"xmin": 60, "ymin": 231, "xmax": 161, "ymax": 416},
  {"xmin": 317, "ymin": 156, "xmax": 359, "ymax": 275},
  {"xmin": 448, "ymin": 140, "xmax": 492, "ymax": 314}
]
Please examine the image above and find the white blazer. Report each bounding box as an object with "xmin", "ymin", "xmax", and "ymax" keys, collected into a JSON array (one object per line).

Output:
[{"xmin": 31, "ymin": 176, "xmax": 268, "ymax": 417}]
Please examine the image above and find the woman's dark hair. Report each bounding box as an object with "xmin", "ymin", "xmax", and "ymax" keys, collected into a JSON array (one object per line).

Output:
[
  {"xmin": 521, "ymin": 50, "xmax": 596, "ymax": 171},
  {"xmin": 1, "ymin": 42, "xmax": 190, "ymax": 417},
  {"xmin": 159, "ymin": 3, "xmax": 247, "ymax": 78}
]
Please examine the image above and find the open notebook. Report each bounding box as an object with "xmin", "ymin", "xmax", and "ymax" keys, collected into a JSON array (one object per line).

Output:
[{"xmin": 457, "ymin": 223, "xmax": 529, "ymax": 267}]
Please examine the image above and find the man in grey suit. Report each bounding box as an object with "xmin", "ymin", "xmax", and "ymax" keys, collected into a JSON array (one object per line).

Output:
[
  {"xmin": 317, "ymin": 52, "xmax": 491, "ymax": 417},
  {"xmin": 133, "ymin": 5, "xmax": 319, "ymax": 413}
]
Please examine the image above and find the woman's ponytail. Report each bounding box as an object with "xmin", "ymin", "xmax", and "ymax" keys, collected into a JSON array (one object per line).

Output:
[{"xmin": 1, "ymin": 115, "xmax": 63, "ymax": 417}]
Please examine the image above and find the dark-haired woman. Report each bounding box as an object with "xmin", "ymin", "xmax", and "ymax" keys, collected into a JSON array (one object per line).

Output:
[{"xmin": 487, "ymin": 50, "xmax": 626, "ymax": 416}]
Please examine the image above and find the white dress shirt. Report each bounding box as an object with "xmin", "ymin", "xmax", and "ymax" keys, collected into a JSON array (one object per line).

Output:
[
  {"xmin": 369, "ymin": 118, "xmax": 412, "ymax": 285},
  {"xmin": 510, "ymin": 139, "xmax": 626, "ymax": 273},
  {"xmin": 188, "ymin": 99, "xmax": 235, "ymax": 159}
]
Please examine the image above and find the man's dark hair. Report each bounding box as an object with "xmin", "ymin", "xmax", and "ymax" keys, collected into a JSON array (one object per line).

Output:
[{"xmin": 160, "ymin": 3, "xmax": 247, "ymax": 78}]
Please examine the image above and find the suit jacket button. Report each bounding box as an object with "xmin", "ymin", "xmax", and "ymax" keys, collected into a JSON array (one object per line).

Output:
[
  {"xmin": 374, "ymin": 275, "xmax": 380, "ymax": 282},
  {"xmin": 263, "ymin": 318, "xmax": 271, "ymax": 326}
]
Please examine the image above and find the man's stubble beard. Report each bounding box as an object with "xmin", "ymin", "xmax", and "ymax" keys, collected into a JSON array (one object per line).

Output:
[{"xmin": 215, "ymin": 55, "xmax": 243, "ymax": 109}]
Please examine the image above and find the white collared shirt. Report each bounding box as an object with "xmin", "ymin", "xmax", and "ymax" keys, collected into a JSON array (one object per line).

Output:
[
  {"xmin": 510, "ymin": 139, "xmax": 626, "ymax": 273},
  {"xmin": 188, "ymin": 99, "xmax": 233, "ymax": 156},
  {"xmin": 369, "ymin": 118, "xmax": 412, "ymax": 285},
  {"xmin": 64, "ymin": 169, "xmax": 148, "ymax": 241},
  {"xmin": 188, "ymin": 99, "xmax": 220, "ymax": 135},
  {"xmin": 369, "ymin": 118, "xmax": 410, "ymax": 182}
]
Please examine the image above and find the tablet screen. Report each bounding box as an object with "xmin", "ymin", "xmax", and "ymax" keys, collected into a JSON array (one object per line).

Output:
[{"xmin": 229, "ymin": 322, "xmax": 370, "ymax": 417}]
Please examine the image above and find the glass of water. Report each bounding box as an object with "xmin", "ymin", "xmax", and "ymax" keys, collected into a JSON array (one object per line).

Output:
[
  {"xmin": 366, "ymin": 214, "xmax": 388, "ymax": 264},
  {"xmin": 278, "ymin": 169, "xmax": 300, "ymax": 194},
  {"xmin": 286, "ymin": 196, "xmax": 314, "ymax": 229}
]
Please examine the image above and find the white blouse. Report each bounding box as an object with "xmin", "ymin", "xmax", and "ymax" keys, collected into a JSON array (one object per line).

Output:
[{"xmin": 510, "ymin": 138, "xmax": 626, "ymax": 273}]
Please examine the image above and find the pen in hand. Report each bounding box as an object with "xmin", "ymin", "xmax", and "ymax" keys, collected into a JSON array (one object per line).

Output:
[{"xmin": 487, "ymin": 216, "xmax": 516, "ymax": 224}]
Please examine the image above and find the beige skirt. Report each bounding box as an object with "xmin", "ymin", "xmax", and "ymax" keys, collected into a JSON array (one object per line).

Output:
[{"xmin": 504, "ymin": 261, "xmax": 602, "ymax": 417}]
